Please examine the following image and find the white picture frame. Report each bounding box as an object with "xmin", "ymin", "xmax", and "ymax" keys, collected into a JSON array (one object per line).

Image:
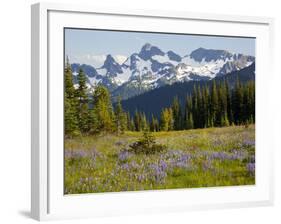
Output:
[{"xmin": 31, "ymin": 2, "xmax": 275, "ymax": 221}]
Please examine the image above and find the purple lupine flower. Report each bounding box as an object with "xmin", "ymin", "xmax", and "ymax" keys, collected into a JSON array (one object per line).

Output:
[
  {"xmin": 118, "ymin": 150, "xmax": 131, "ymax": 162},
  {"xmin": 120, "ymin": 163, "xmax": 130, "ymax": 171},
  {"xmin": 137, "ymin": 174, "xmax": 146, "ymax": 182},
  {"xmin": 65, "ymin": 150, "xmax": 88, "ymax": 159},
  {"xmin": 250, "ymin": 155, "xmax": 255, "ymax": 163},
  {"xmin": 230, "ymin": 149, "xmax": 248, "ymax": 161},
  {"xmin": 246, "ymin": 162, "xmax": 255, "ymax": 175},
  {"xmin": 65, "ymin": 148, "xmax": 101, "ymax": 162},
  {"xmin": 243, "ymin": 139, "xmax": 255, "ymax": 147},
  {"xmin": 89, "ymin": 147, "xmax": 100, "ymax": 157},
  {"xmin": 163, "ymin": 150, "xmax": 192, "ymax": 169},
  {"xmin": 118, "ymin": 160, "xmax": 140, "ymax": 172},
  {"xmin": 171, "ymin": 154, "xmax": 191, "ymax": 168},
  {"xmin": 149, "ymin": 163, "xmax": 167, "ymax": 184},
  {"xmin": 159, "ymin": 160, "xmax": 168, "ymax": 171},
  {"xmin": 210, "ymin": 151, "xmax": 230, "ymax": 160},
  {"xmin": 165, "ymin": 149, "xmax": 184, "ymax": 159}
]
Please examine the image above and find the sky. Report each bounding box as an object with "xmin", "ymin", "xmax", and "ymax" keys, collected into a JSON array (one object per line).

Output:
[{"xmin": 65, "ymin": 28, "xmax": 255, "ymax": 68}]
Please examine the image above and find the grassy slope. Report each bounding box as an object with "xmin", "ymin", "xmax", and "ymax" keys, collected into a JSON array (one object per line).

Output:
[{"xmin": 64, "ymin": 125, "xmax": 255, "ymax": 194}]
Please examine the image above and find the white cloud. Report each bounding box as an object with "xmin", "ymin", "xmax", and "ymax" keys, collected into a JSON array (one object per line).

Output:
[
  {"xmin": 89, "ymin": 55, "xmax": 107, "ymax": 67},
  {"xmin": 113, "ymin": 55, "xmax": 128, "ymax": 64},
  {"xmin": 69, "ymin": 54, "xmax": 106, "ymax": 68},
  {"xmin": 69, "ymin": 54, "xmax": 128, "ymax": 67}
]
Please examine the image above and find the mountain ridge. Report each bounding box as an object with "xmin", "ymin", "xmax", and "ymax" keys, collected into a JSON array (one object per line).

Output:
[
  {"xmin": 70, "ymin": 43, "xmax": 255, "ymax": 100},
  {"xmin": 120, "ymin": 62, "xmax": 255, "ymax": 120}
]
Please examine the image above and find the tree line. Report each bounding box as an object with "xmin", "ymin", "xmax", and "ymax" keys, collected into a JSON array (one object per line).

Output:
[
  {"xmin": 65, "ymin": 59, "xmax": 255, "ymax": 137},
  {"xmin": 158, "ymin": 79, "xmax": 255, "ymax": 132}
]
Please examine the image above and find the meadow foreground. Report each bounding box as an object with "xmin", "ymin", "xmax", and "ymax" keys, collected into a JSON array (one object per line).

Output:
[{"xmin": 64, "ymin": 125, "xmax": 255, "ymax": 194}]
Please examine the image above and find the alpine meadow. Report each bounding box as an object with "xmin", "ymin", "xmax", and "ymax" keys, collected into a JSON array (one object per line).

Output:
[{"xmin": 64, "ymin": 29, "xmax": 255, "ymax": 194}]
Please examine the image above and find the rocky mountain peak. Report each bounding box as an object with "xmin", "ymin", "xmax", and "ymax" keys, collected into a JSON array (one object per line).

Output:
[{"xmin": 139, "ymin": 43, "xmax": 165, "ymax": 60}]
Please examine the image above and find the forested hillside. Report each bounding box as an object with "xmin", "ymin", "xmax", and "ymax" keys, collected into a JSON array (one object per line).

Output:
[
  {"xmin": 121, "ymin": 62, "xmax": 255, "ymax": 120},
  {"xmin": 65, "ymin": 58, "xmax": 255, "ymax": 137}
]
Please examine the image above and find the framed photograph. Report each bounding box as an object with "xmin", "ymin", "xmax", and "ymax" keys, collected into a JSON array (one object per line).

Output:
[{"xmin": 31, "ymin": 2, "xmax": 274, "ymax": 221}]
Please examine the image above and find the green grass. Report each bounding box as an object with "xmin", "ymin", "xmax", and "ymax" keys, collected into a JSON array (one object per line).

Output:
[{"xmin": 64, "ymin": 125, "xmax": 255, "ymax": 194}]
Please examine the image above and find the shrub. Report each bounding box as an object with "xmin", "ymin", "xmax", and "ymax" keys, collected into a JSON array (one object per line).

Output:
[{"xmin": 129, "ymin": 131, "xmax": 167, "ymax": 155}]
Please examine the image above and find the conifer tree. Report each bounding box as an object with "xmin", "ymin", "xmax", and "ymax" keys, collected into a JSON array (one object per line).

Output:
[
  {"xmin": 155, "ymin": 118, "xmax": 159, "ymax": 132},
  {"xmin": 210, "ymin": 80, "xmax": 219, "ymax": 126},
  {"xmin": 201, "ymin": 86, "xmax": 209, "ymax": 128},
  {"xmin": 150, "ymin": 114, "xmax": 159, "ymax": 132},
  {"xmin": 115, "ymin": 96, "xmax": 127, "ymax": 134},
  {"xmin": 172, "ymin": 96, "xmax": 182, "ymax": 130},
  {"xmin": 218, "ymin": 82, "xmax": 224, "ymax": 126},
  {"xmin": 184, "ymin": 95, "xmax": 194, "ymax": 129},
  {"xmin": 168, "ymin": 108, "xmax": 174, "ymax": 131},
  {"xmin": 249, "ymin": 81, "xmax": 255, "ymax": 123},
  {"xmin": 160, "ymin": 108, "xmax": 173, "ymax": 131},
  {"xmin": 91, "ymin": 85, "xmax": 115, "ymax": 133},
  {"xmin": 130, "ymin": 118, "xmax": 136, "ymax": 131},
  {"xmin": 186, "ymin": 112, "xmax": 194, "ymax": 129},
  {"xmin": 184, "ymin": 96, "xmax": 194, "ymax": 130},
  {"xmin": 225, "ymin": 80, "xmax": 233, "ymax": 125},
  {"xmin": 64, "ymin": 57, "xmax": 79, "ymax": 137},
  {"xmin": 140, "ymin": 112, "xmax": 149, "ymax": 131},
  {"xmin": 232, "ymin": 78, "xmax": 244, "ymax": 125},
  {"xmin": 76, "ymin": 68, "xmax": 91, "ymax": 133},
  {"xmin": 134, "ymin": 110, "xmax": 141, "ymax": 131},
  {"xmin": 197, "ymin": 85, "xmax": 205, "ymax": 128},
  {"xmin": 184, "ymin": 96, "xmax": 189, "ymax": 129},
  {"xmin": 192, "ymin": 85, "xmax": 198, "ymax": 127},
  {"xmin": 126, "ymin": 112, "xmax": 132, "ymax": 131}
]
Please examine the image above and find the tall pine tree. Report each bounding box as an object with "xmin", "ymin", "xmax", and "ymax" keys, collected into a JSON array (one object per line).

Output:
[
  {"xmin": 64, "ymin": 57, "xmax": 80, "ymax": 137},
  {"xmin": 76, "ymin": 68, "xmax": 91, "ymax": 133},
  {"xmin": 91, "ymin": 85, "xmax": 115, "ymax": 133},
  {"xmin": 115, "ymin": 96, "xmax": 127, "ymax": 135}
]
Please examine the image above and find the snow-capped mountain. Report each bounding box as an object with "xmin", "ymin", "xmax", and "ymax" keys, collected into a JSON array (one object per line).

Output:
[{"xmin": 71, "ymin": 43, "xmax": 255, "ymax": 100}]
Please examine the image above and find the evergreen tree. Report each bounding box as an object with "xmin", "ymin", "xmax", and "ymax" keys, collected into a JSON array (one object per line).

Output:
[
  {"xmin": 91, "ymin": 85, "xmax": 115, "ymax": 133},
  {"xmin": 184, "ymin": 95, "xmax": 194, "ymax": 129},
  {"xmin": 232, "ymin": 78, "xmax": 244, "ymax": 125},
  {"xmin": 76, "ymin": 69, "xmax": 88, "ymax": 102},
  {"xmin": 130, "ymin": 118, "xmax": 136, "ymax": 131},
  {"xmin": 140, "ymin": 112, "xmax": 149, "ymax": 131},
  {"xmin": 201, "ymin": 85, "xmax": 209, "ymax": 128},
  {"xmin": 225, "ymin": 80, "xmax": 234, "ymax": 125},
  {"xmin": 150, "ymin": 114, "xmax": 159, "ymax": 132},
  {"xmin": 197, "ymin": 85, "xmax": 205, "ymax": 128},
  {"xmin": 76, "ymin": 68, "xmax": 91, "ymax": 133},
  {"xmin": 126, "ymin": 112, "xmax": 132, "ymax": 131},
  {"xmin": 115, "ymin": 96, "xmax": 127, "ymax": 135},
  {"xmin": 134, "ymin": 110, "xmax": 141, "ymax": 131},
  {"xmin": 172, "ymin": 96, "xmax": 181, "ymax": 130},
  {"xmin": 192, "ymin": 85, "xmax": 199, "ymax": 128},
  {"xmin": 64, "ymin": 57, "xmax": 79, "ymax": 137},
  {"xmin": 186, "ymin": 112, "xmax": 194, "ymax": 129},
  {"xmin": 160, "ymin": 108, "xmax": 173, "ymax": 131},
  {"xmin": 210, "ymin": 80, "xmax": 219, "ymax": 126},
  {"xmin": 184, "ymin": 96, "xmax": 189, "ymax": 129},
  {"xmin": 166, "ymin": 108, "xmax": 174, "ymax": 131},
  {"xmin": 249, "ymin": 81, "xmax": 255, "ymax": 123},
  {"xmin": 220, "ymin": 112, "xmax": 230, "ymax": 127},
  {"xmin": 217, "ymin": 82, "xmax": 227, "ymax": 126}
]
